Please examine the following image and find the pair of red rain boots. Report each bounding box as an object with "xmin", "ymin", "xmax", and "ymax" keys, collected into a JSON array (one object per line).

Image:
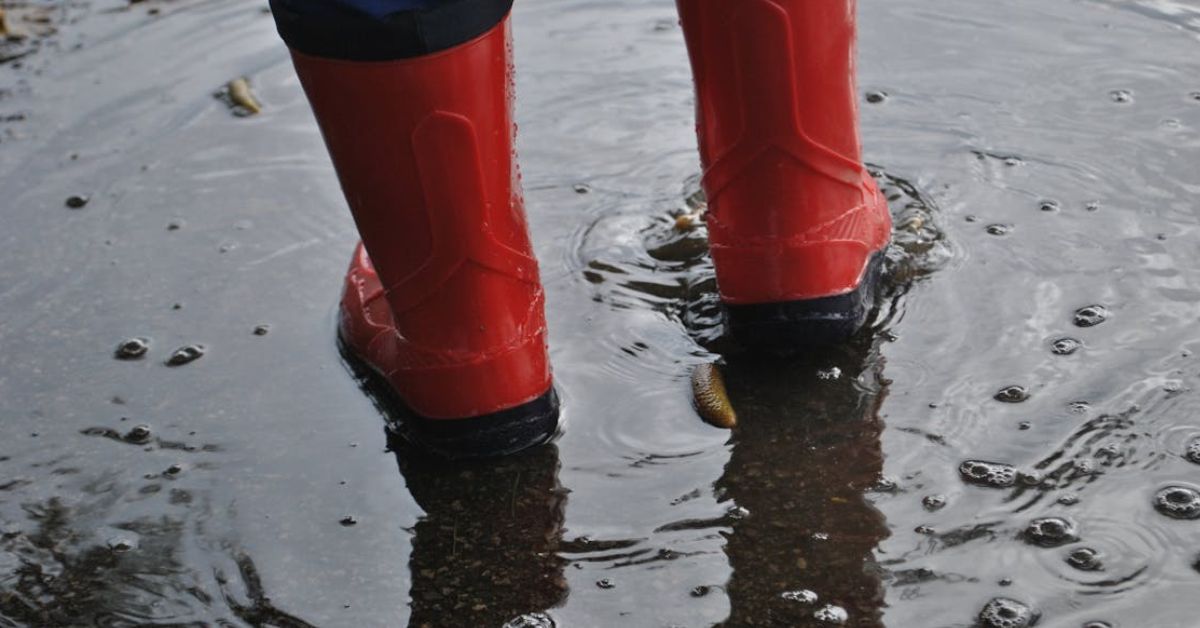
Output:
[{"xmin": 270, "ymin": 0, "xmax": 891, "ymax": 458}]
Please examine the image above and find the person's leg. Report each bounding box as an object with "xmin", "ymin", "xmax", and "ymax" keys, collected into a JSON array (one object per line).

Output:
[
  {"xmin": 675, "ymin": 0, "xmax": 891, "ymax": 349},
  {"xmin": 269, "ymin": 0, "xmax": 558, "ymax": 457}
]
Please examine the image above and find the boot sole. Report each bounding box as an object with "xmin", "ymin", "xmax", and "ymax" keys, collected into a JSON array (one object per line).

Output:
[
  {"xmin": 723, "ymin": 252, "xmax": 884, "ymax": 352},
  {"xmin": 338, "ymin": 337, "xmax": 560, "ymax": 460}
]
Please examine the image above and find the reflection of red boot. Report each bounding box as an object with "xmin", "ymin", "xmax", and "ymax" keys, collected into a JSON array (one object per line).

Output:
[
  {"xmin": 271, "ymin": 0, "xmax": 558, "ymax": 458},
  {"xmin": 676, "ymin": 0, "xmax": 891, "ymax": 349}
]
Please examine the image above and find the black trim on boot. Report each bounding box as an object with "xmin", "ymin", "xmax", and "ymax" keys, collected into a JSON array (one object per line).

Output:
[
  {"xmin": 269, "ymin": 0, "xmax": 513, "ymax": 61},
  {"xmin": 340, "ymin": 338, "xmax": 560, "ymax": 460},
  {"xmin": 724, "ymin": 253, "xmax": 885, "ymax": 352}
]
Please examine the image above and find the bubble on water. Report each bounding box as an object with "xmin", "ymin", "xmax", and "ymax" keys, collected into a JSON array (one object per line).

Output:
[
  {"xmin": 977, "ymin": 597, "xmax": 1038, "ymax": 628},
  {"xmin": 1110, "ymin": 89, "xmax": 1133, "ymax": 103},
  {"xmin": 1038, "ymin": 199, "xmax": 1060, "ymax": 212},
  {"xmin": 986, "ymin": 224, "xmax": 1013, "ymax": 236},
  {"xmin": 165, "ymin": 344, "xmax": 206, "ymax": 366},
  {"xmin": 253, "ymin": 324, "xmax": 270, "ymax": 336},
  {"xmin": 994, "ymin": 385, "xmax": 1030, "ymax": 403},
  {"xmin": 915, "ymin": 525, "xmax": 936, "ymax": 535},
  {"xmin": 1067, "ymin": 401, "xmax": 1091, "ymax": 414},
  {"xmin": 1057, "ymin": 494, "xmax": 1080, "ymax": 506},
  {"xmin": 107, "ymin": 536, "xmax": 137, "ymax": 553},
  {"xmin": 65, "ymin": 194, "xmax": 89, "ymax": 209},
  {"xmin": 1003, "ymin": 157, "xmax": 1023, "ymax": 167},
  {"xmin": 164, "ymin": 463, "xmax": 183, "ymax": 476},
  {"xmin": 339, "ymin": 515, "xmax": 358, "ymax": 527},
  {"xmin": 1073, "ymin": 305, "xmax": 1109, "ymax": 327},
  {"xmin": 1051, "ymin": 337, "xmax": 1081, "ymax": 355},
  {"xmin": 1153, "ymin": 485, "xmax": 1200, "ymax": 519},
  {"xmin": 1185, "ymin": 439, "xmax": 1200, "ymax": 464},
  {"xmin": 813, "ymin": 604, "xmax": 848, "ymax": 625},
  {"xmin": 1081, "ymin": 622, "xmax": 1112, "ymax": 628},
  {"xmin": 811, "ymin": 532, "xmax": 830, "ymax": 541},
  {"xmin": 1066, "ymin": 547, "xmax": 1104, "ymax": 571},
  {"xmin": 167, "ymin": 219, "xmax": 183, "ymax": 231},
  {"xmin": 1023, "ymin": 517, "xmax": 1079, "ymax": 547},
  {"xmin": 922, "ymin": 494, "xmax": 947, "ymax": 511},
  {"xmin": 781, "ymin": 589, "xmax": 818, "ymax": 604},
  {"xmin": 1085, "ymin": 201, "xmax": 1100, "ymax": 212},
  {"xmin": 1018, "ymin": 421, "xmax": 1033, "ymax": 431},
  {"xmin": 114, "ymin": 337, "xmax": 150, "ymax": 360},
  {"xmin": 960, "ymin": 460, "xmax": 1018, "ymax": 488},
  {"xmin": 503, "ymin": 612, "xmax": 556, "ymax": 628},
  {"xmin": 595, "ymin": 578, "xmax": 615, "ymax": 590},
  {"xmin": 865, "ymin": 90, "xmax": 888, "ymax": 104},
  {"xmin": 690, "ymin": 585, "xmax": 711, "ymax": 598},
  {"xmin": 124, "ymin": 424, "xmax": 152, "ymax": 444},
  {"xmin": 572, "ymin": 183, "xmax": 590, "ymax": 194}
]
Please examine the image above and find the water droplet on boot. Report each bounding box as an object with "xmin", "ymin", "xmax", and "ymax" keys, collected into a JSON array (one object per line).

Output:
[
  {"xmin": 65, "ymin": 194, "xmax": 89, "ymax": 209},
  {"xmin": 1073, "ymin": 305, "xmax": 1109, "ymax": 327},
  {"xmin": 977, "ymin": 597, "xmax": 1038, "ymax": 628},
  {"xmin": 781, "ymin": 589, "xmax": 818, "ymax": 604},
  {"xmin": 994, "ymin": 385, "xmax": 1030, "ymax": 403},
  {"xmin": 165, "ymin": 344, "xmax": 205, "ymax": 366},
  {"xmin": 813, "ymin": 604, "xmax": 848, "ymax": 625},
  {"xmin": 1023, "ymin": 517, "xmax": 1078, "ymax": 547},
  {"xmin": 1066, "ymin": 547, "xmax": 1104, "ymax": 571},
  {"xmin": 1153, "ymin": 485, "xmax": 1200, "ymax": 519},
  {"xmin": 1051, "ymin": 337, "xmax": 1081, "ymax": 355},
  {"xmin": 922, "ymin": 494, "xmax": 947, "ymax": 511},
  {"xmin": 959, "ymin": 460, "xmax": 1018, "ymax": 488},
  {"xmin": 114, "ymin": 337, "xmax": 150, "ymax": 360}
]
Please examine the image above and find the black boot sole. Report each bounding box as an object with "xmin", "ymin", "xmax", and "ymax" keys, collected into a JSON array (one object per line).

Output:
[
  {"xmin": 339, "ymin": 338, "xmax": 560, "ymax": 460},
  {"xmin": 723, "ymin": 252, "xmax": 884, "ymax": 352}
]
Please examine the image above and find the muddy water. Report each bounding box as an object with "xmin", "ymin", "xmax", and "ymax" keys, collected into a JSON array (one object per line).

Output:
[{"xmin": 2, "ymin": 0, "xmax": 1200, "ymax": 626}]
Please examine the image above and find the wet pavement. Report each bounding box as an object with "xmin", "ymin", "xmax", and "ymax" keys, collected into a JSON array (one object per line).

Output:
[{"xmin": 2, "ymin": 0, "xmax": 1200, "ymax": 626}]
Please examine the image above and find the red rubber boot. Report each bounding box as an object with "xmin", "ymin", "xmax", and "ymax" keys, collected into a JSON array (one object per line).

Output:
[
  {"xmin": 676, "ymin": 0, "xmax": 891, "ymax": 349},
  {"xmin": 271, "ymin": 0, "xmax": 558, "ymax": 457}
]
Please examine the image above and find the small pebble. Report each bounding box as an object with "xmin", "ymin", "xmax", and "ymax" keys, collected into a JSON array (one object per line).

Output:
[
  {"xmin": 1051, "ymin": 337, "xmax": 1081, "ymax": 355},
  {"xmin": 994, "ymin": 385, "xmax": 1030, "ymax": 403},
  {"xmin": 977, "ymin": 597, "xmax": 1038, "ymax": 628},
  {"xmin": 1066, "ymin": 547, "xmax": 1103, "ymax": 571},
  {"xmin": 65, "ymin": 194, "xmax": 89, "ymax": 209},
  {"xmin": 813, "ymin": 604, "xmax": 848, "ymax": 625},
  {"xmin": 1023, "ymin": 517, "xmax": 1078, "ymax": 547},
  {"xmin": 986, "ymin": 224, "xmax": 1013, "ymax": 236},
  {"xmin": 124, "ymin": 424, "xmax": 152, "ymax": 444},
  {"xmin": 165, "ymin": 344, "xmax": 206, "ymax": 366},
  {"xmin": 780, "ymin": 589, "xmax": 818, "ymax": 604},
  {"xmin": 114, "ymin": 337, "xmax": 150, "ymax": 360},
  {"xmin": 1073, "ymin": 305, "xmax": 1109, "ymax": 327}
]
